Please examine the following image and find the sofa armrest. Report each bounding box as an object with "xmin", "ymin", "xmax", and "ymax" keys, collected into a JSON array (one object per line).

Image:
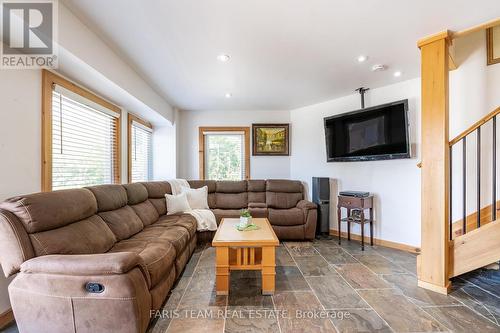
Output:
[
  {"xmin": 21, "ymin": 252, "xmax": 150, "ymax": 285},
  {"xmin": 297, "ymin": 200, "xmax": 317, "ymax": 210},
  {"xmin": 248, "ymin": 202, "xmax": 267, "ymax": 208},
  {"xmin": 12, "ymin": 252, "xmax": 152, "ymax": 332}
]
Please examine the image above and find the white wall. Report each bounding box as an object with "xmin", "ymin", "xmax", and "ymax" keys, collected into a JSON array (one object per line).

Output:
[
  {"xmin": 290, "ymin": 79, "xmax": 422, "ymax": 247},
  {"xmin": 0, "ymin": 70, "xmax": 42, "ymax": 313},
  {"xmin": 0, "ymin": 3, "xmax": 176, "ymax": 315},
  {"xmin": 153, "ymin": 109, "xmax": 178, "ymax": 180},
  {"xmin": 177, "ymin": 109, "xmax": 291, "ymax": 180},
  {"xmin": 58, "ymin": 3, "xmax": 174, "ymax": 126},
  {"xmin": 449, "ymin": 30, "xmax": 500, "ymax": 220}
]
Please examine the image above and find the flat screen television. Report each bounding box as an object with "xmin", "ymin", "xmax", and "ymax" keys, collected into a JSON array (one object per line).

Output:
[{"xmin": 324, "ymin": 99, "xmax": 410, "ymax": 162}]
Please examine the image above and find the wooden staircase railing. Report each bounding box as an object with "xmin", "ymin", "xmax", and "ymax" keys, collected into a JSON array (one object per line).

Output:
[
  {"xmin": 449, "ymin": 106, "xmax": 500, "ymax": 238},
  {"xmin": 417, "ymin": 18, "xmax": 500, "ymax": 295},
  {"xmin": 448, "ymin": 106, "xmax": 500, "ymax": 277}
]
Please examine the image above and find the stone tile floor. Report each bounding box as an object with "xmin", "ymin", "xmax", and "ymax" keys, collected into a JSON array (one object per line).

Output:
[
  {"xmin": 2, "ymin": 238, "xmax": 500, "ymax": 333},
  {"xmin": 146, "ymin": 239, "xmax": 500, "ymax": 333}
]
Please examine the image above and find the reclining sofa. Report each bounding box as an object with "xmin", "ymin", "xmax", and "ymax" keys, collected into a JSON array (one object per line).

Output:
[{"xmin": 0, "ymin": 179, "xmax": 316, "ymax": 333}]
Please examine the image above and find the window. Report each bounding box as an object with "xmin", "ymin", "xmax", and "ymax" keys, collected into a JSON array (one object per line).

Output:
[
  {"xmin": 199, "ymin": 127, "xmax": 250, "ymax": 180},
  {"xmin": 128, "ymin": 114, "xmax": 153, "ymax": 182},
  {"xmin": 42, "ymin": 70, "xmax": 121, "ymax": 191}
]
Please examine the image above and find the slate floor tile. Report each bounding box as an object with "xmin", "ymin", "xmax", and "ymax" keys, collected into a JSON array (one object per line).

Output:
[
  {"xmin": 423, "ymin": 305, "xmax": 500, "ymax": 333},
  {"xmin": 334, "ymin": 263, "xmax": 390, "ymax": 289},
  {"xmin": 306, "ymin": 273, "xmax": 369, "ymax": 309},
  {"xmin": 329, "ymin": 309, "xmax": 392, "ymax": 333},
  {"xmin": 358, "ymin": 289, "xmax": 446, "ymax": 332},
  {"xmin": 382, "ymin": 273, "xmax": 460, "ymax": 307}
]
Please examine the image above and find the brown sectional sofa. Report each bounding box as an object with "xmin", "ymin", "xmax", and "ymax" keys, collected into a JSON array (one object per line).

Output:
[
  {"xmin": 0, "ymin": 179, "xmax": 316, "ymax": 333},
  {"xmin": 189, "ymin": 179, "xmax": 317, "ymax": 241}
]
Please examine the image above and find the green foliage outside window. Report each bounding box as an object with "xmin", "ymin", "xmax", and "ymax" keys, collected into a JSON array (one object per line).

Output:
[{"xmin": 206, "ymin": 135, "xmax": 243, "ymax": 181}]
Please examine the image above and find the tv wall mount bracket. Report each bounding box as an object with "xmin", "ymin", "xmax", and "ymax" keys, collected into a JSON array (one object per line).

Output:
[{"xmin": 355, "ymin": 87, "xmax": 370, "ymax": 108}]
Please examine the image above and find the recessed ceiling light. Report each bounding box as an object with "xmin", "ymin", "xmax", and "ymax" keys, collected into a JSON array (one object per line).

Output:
[
  {"xmin": 394, "ymin": 71, "xmax": 402, "ymax": 77},
  {"xmin": 357, "ymin": 55, "xmax": 368, "ymax": 63},
  {"xmin": 225, "ymin": 93, "xmax": 232, "ymax": 98},
  {"xmin": 372, "ymin": 64, "xmax": 386, "ymax": 72},
  {"xmin": 217, "ymin": 54, "xmax": 230, "ymax": 62}
]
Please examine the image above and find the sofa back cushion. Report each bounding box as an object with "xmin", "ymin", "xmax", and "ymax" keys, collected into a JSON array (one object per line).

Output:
[
  {"xmin": 266, "ymin": 180, "xmax": 304, "ymax": 209},
  {"xmin": 215, "ymin": 181, "xmax": 248, "ymax": 209},
  {"xmin": 124, "ymin": 183, "xmax": 148, "ymax": 205},
  {"xmin": 124, "ymin": 183, "xmax": 159, "ymax": 226},
  {"xmin": 98, "ymin": 206, "xmax": 143, "ymax": 241},
  {"xmin": 247, "ymin": 180, "xmax": 266, "ymax": 204},
  {"xmin": 0, "ymin": 189, "xmax": 97, "ymax": 233},
  {"xmin": 0, "ymin": 189, "xmax": 117, "ymax": 270},
  {"xmin": 87, "ymin": 185, "xmax": 143, "ymax": 240},
  {"xmin": 140, "ymin": 181, "xmax": 172, "ymax": 215},
  {"xmin": 86, "ymin": 185, "xmax": 128, "ymax": 212},
  {"xmin": 29, "ymin": 215, "xmax": 116, "ymax": 256}
]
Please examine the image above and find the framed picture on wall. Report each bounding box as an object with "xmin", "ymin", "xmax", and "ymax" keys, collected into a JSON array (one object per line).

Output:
[
  {"xmin": 252, "ymin": 123, "xmax": 290, "ymax": 156},
  {"xmin": 487, "ymin": 25, "xmax": 500, "ymax": 65}
]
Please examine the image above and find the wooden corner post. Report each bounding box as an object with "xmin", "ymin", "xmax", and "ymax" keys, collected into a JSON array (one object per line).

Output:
[{"xmin": 417, "ymin": 31, "xmax": 451, "ymax": 294}]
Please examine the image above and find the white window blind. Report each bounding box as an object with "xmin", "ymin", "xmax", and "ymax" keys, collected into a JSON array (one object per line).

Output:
[
  {"xmin": 51, "ymin": 86, "xmax": 119, "ymax": 190},
  {"xmin": 131, "ymin": 121, "xmax": 153, "ymax": 182},
  {"xmin": 204, "ymin": 132, "xmax": 245, "ymax": 180}
]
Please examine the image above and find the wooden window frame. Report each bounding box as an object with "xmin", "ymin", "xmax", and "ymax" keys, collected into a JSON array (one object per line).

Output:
[
  {"xmin": 41, "ymin": 69, "xmax": 122, "ymax": 191},
  {"xmin": 199, "ymin": 127, "xmax": 250, "ymax": 180},
  {"xmin": 127, "ymin": 113, "xmax": 153, "ymax": 183},
  {"xmin": 487, "ymin": 27, "xmax": 500, "ymax": 66}
]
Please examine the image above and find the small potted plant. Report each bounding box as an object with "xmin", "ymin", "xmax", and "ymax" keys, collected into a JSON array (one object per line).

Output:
[{"xmin": 239, "ymin": 209, "xmax": 252, "ymax": 228}]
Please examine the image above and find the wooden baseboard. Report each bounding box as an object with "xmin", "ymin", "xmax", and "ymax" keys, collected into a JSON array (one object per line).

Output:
[
  {"xmin": 0, "ymin": 308, "xmax": 14, "ymax": 330},
  {"xmin": 329, "ymin": 229, "xmax": 420, "ymax": 254},
  {"xmin": 417, "ymin": 279, "xmax": 450, "ymax": 295}
]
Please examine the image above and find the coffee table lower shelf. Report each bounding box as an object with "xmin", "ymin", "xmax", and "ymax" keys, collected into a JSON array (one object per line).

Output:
[{"xmin": 215, "ymin": 246, "xmax": 276, "ymax": 295}]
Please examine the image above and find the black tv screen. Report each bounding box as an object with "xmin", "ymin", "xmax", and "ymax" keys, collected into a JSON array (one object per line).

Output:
[{"xmin": 324, "ymin": 99, "xmax": 410, "ymax": 162}]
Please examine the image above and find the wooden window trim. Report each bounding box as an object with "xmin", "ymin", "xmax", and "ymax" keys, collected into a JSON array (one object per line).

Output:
[
  {"xmin": 487, "ymin": 27, "xmax": 500, "ymax": 66},
  {"xmin": 199, "ymin": 127, "xmax": 250, "ymax": 180},
  {"xmin": 41, "ymin": 69, "xmax": 122, "ymax": 191},
  {"xmin": 127, "ymin": 113, "xmax": 153, "ymax": 183}
]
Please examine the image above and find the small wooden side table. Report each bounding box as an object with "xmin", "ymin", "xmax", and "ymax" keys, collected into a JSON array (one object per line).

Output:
[{"xmin": 337, "ymin": 195, "xmax": 374, "ymax": 251}]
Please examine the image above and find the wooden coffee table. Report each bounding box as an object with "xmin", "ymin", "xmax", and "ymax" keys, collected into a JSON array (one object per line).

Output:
[{"xmin": 212, "ymin": 218, "xmax": 279, "ymax": 295}]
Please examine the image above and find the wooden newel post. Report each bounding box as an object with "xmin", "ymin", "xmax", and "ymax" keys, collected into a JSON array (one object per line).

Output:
[{"xmin": 417, "ymin": 31, "xmax": 451, "ymax": 295}]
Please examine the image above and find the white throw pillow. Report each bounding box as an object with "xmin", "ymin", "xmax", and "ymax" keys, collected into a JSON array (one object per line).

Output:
[
  {"xmin": 165, "ymin": 192, "xmax": 191, "ymax": 215},
  {"xmin": 181, "ymin": 186, "xmax": 209, "ymax": 210}
]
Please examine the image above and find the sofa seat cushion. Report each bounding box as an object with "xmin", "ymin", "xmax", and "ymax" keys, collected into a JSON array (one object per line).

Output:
[
  {"xmin": 108, "ymin": 240, "xmax": 175, "ymax": 287},
  {"xmin": 131, "ymin": 225, "xmax": 190, "ymax": 254},
  {"xmin": 268, "ymin": 208, "xmax": 304, "ymax": 226},
  {"xmin": 152, "ymin": 214, "xmax": 197, "ymax": 237},
  {"xmin": 212, "ymin": 209, "xmax": 242, "ymax": 223}
]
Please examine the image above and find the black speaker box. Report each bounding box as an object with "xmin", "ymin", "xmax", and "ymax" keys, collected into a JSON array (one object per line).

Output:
[
  {"xmin": 312, "ymin": 177, "xmax": 331, "ymax": 238},
  {"xmin": 312, "ymin": 177, "xmax": 330, "ymax": 204}
]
